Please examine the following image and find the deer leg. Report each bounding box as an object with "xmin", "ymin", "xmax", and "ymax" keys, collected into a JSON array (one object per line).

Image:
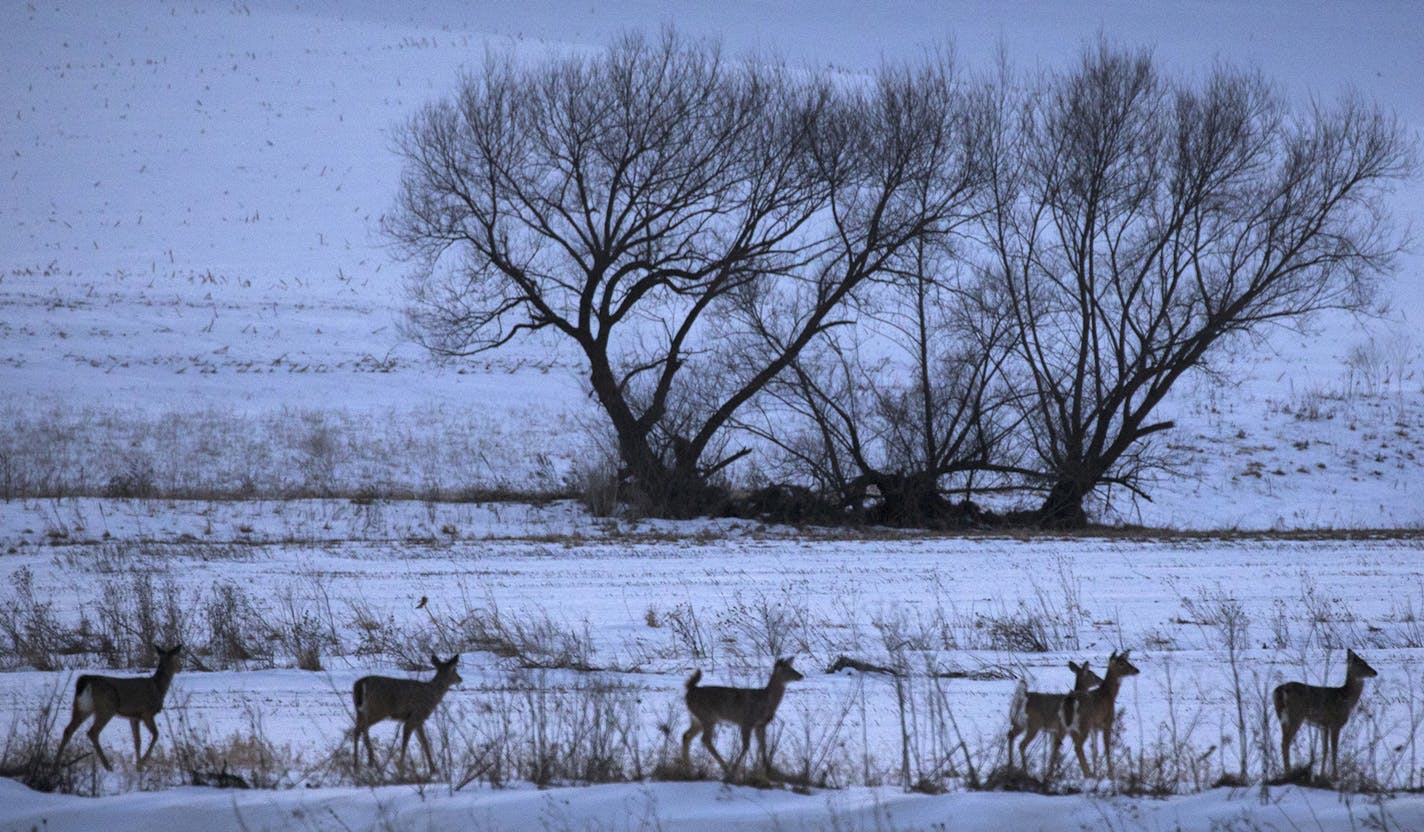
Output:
[
  {"xmin": 1329, "ymin": 724, "xmax": 1342, "ymax": 779},
  {"xmin": 361, "ymin": 725, "xmax": 378, "ymax": 768},
  {"xmin": 399, "ymin": 723, "xmax": 414, "ymax": 777},
  {"xmin": 700, "ymin": 724, "xmax": 730, "ymax": 773},
  {"xmin": 1102, "ymin": 726, "xmax": 1115, "ymax": 779},
  {"xmin": 57, "ymin": 702, "xmax": 90, "ymax": 760},
  {"xmin": 1019, "ymin": 725, "xmax": 1039, "ymax": 773},
  {"xmin": 1318, "ymin": 726, "xmax": 1329, "ymax": 779},
  {"xmin": 1071, "ymin": 731, "xmax": 1091, "ymax": 777},
  {"xmin": 681, "ymin": 720, "xmax": 702, "ymax": 767},
  {"xmin": 1280, "ymin": 718, "xmax": 1300, "ymax": 773},
  {"xmin": 726, "ymin": 724, "xmax": 753, "ymax": 780},
  {"xmin": 130, "ymin": 719, "xmax": 143, "ymax": 767},
  {"xmin": 141, "ymin": 715, "xmax": 160, "ymax": 765},
  {"xmin": 416, "ymin": 723, "xmax": 436, "ymax": 774},
  {"xmin": 1047, "ymin": 731, "xmax": 1063, "ymax": 778},
  {"xmin": 87, "ymin": 712, "xmax": 115, "ymax": 771},
  {"xmin": 755, "ymin": 724, "xmax": 770, "ymax": 777},
  {"xmin": 1006, "ymin": 726, "xmax": 1019, "ymax": 769}
]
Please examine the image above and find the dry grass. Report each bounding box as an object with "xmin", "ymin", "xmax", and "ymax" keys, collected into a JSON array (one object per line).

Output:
[{"xmin": 3, "ymin": 562, "xmax": 1421, "ymax": 798}]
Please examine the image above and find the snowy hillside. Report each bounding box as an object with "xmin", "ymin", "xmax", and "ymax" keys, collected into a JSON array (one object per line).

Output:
[{"xmin": 1, "ymin": 0, "xmax": 1421, "ymax": 526}]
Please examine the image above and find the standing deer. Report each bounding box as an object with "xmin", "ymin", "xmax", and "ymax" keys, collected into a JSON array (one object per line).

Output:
[
  {"xmin": 1070, "ymin": 650, "xmax": 1140, "ymax": 778},
  {"xmin": 1007, "ymin": 660, "xmax": 1103, "ymax": 772},
  {"xmin": 352, "ymin": 654, "xmax": 462, "ymax": 775},
  {"xmin": 681, "ymin": 657, "xmax": 803, "ymax": 779},
  {"xmin": 1274, "ymin": 649, "xmax": 1378, "ymax": 778},
  {"xmin": 56, "ymin": 643, "xmax": 183, "ymax": 771}
]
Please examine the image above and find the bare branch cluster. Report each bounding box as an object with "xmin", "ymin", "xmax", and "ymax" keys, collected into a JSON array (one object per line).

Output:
[
  {"xmin": 389, "ymin": 32, "xmax": 1415, "ymax": 525},
  {"xmin": 978, "ymin": 42, "xmax": 1414, "ymax": 525}
]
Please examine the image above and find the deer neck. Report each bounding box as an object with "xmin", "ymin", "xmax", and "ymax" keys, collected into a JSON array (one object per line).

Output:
[
  {"xmin": 1093, "ymin": 670, "xmax": 1124, "ymax": 708},
  {"xmin": 1341, "ymin": 674, "xmax": 1365, "ymax": 707},
  {"xmin": 764, "ymin": 678, "xmax": 789, "ymax": 713},
  {"xmin": 153, "ymin": 662, "xmax": 177, "ymax": 700},
  {"xmin": 430, "ymin": 675, "xmax": 455, "ymax": 701}
]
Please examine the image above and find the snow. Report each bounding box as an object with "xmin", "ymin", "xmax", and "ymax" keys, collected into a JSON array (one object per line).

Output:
[
  {"xmin": 3, "ymin": 523, "xmax": 1424, "ymax": 828},
  {"xmin": 2, "ymin": 777, "xmax": 1420, "ymax": 832},
  {"xmin": 3, "ymin": 0, "xmax": 1424, "ymax": 828}
]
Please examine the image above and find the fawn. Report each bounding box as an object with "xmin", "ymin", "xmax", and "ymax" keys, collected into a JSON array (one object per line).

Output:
[
  {"xmin": 352, "ymin": 653, "xmax": 462, "ymax": 774},
  {"xmin": 682, "ymin": 657, "xmax": 803, "ymax": 779},
  {"xmin": 1274, "ymin": 649, "xmax": 1378, "ymax": 778},
  {"xmin": 1007, "ymin": 660, "xmax": 1103, "ymax": 772},
  {"xmin": 1070, "ymin": 650, "xmax": 1140, "ymax": 777},
  {"xmin": 56, "ymin": 643, "xmax": 183, "ymax": 771}
]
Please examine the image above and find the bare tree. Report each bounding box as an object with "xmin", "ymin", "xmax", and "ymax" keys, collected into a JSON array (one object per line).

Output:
[
  {"xmin": 981, "ymin": 43, "xmax": 1414, "ymax": 527},
  {"xmin": 388, "ymin": 32, "xmax": 987, "ymax": 515},
  {"xmin": 741, "ymin": 237, "xmax": 1024, "ymax": 526}
]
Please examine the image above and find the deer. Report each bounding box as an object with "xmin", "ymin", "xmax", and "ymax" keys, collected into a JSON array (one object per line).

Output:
[
  {"xmin": 681, "ymin": 657, "xmax": 804, "ymax": 780},
  {"xmin": 1274, "ymin": 649, "xmax": 1378, "ymax": 778},
  {"xmin": 1070, "ymin": 650, "xmax": 1140, "ymax": 778},
  {"xmin": 55, "ymin": 643, "xmax": 183, "ymax": 771},
  {"xmin": 1007, "ymin": 660, "xmax": 1103, "ymax": 773},
  {"xmin": 352, "ymin": 653, "xmax": 462, "ymax": 775}
]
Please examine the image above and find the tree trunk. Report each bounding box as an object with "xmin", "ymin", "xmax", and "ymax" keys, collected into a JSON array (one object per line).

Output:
[
  {"xmin": 632, "ymin": 464, "xmax": 722, "ymax": 519},
  {"xmin": 1036, "ymin": 480, "xmax": 1089, "ymax": 529},
  {"xmin": 585, "ymin": 354, "xmax": 722, "ymax": 518},
  {"xmin": 862, "ymin": 472, "xmax": 986, "ymax": 529},
  {"xmin": 614, "ymin": 441, "xmax": 723, "ymax": 519},
  {"xmin": 870, "ymin": 473, "xmax": 940, "ymax": 527}
]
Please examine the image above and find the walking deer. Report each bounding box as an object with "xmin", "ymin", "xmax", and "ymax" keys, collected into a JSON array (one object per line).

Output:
[
  {"xmin": 1007, "ymin": 660, "xmax": 1103, "ymax": 772},
  {"xmin": 681, "ymin": 657, "xmax": 803, "ymax": 779},
  {"xmin": 1070, "ymin": 650, "xmax": 1140, "ymax": 777},
  {"xmin": 1274, "ymin": 649, "xmax": 1378, "ymax": 778},
  {"xmin": 352, "ymin": 653, "xmax": 462, "ymax": 774},
  {"xmin": 56, "ymin": 643, "xmax": 183, "ymax": 771}
]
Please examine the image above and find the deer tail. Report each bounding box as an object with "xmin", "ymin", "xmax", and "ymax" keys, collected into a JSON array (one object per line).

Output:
[
  {"xmin": 1272, "ymin": 686, "xmax": 1287, "ymax": 722},
  {"xmin": 1009, "ymin": 679, "xmax": 1028, "ymax": 730},
  {"xmin": 74, "ymin": 675, "xmax": 95, "ymax": 713},
  {"xmin": 685, "ymin": 669, "xmax": 702, "ymax": 693},
  {"xmin": 1059, "ymin": 692, "xmax": 1080, "ymax": 734}
]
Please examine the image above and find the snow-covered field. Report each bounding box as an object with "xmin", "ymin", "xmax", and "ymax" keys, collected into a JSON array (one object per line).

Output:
[
  {"xmin": 1, "ymin": 0, "xmax": 1422, "ymax": 525},
  {"xmin": 4, "ymin": 778, "xmax": 1420, "ymax": 832},
  {"xmin": 3, "ymin": 511, "xmax": 1424, "ymax": 829},
  {"xmin": 4, "ymin": 0, "xmax": 1424, "ymax": 829}
]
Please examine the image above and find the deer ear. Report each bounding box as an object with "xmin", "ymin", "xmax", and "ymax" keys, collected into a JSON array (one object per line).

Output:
[
  {"xmin": 448, "ymin": 654, "xmax": 460, "ymax": 665},
  {"xmin": 430, "ymin": 653, "xmax": 441, "ymax": 668},
  {"xmin": 1068, "ymin": 661, "xmax": 1081, "ymax": 672},
  {"xmin": 1120, "ymin": 649, "xmax": 1131, "ymax": 659}
]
